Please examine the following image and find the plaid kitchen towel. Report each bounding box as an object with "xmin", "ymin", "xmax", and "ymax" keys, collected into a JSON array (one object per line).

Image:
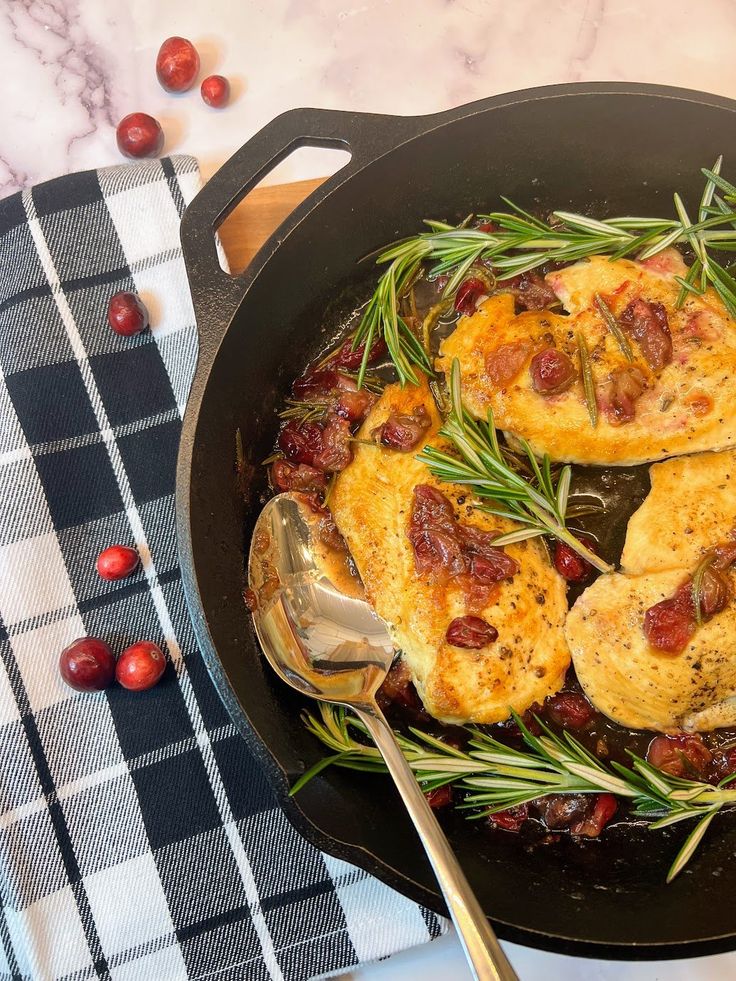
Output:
[{"xmin": 0, "ymin": 157, "xmax": 446, "ymax": 981}]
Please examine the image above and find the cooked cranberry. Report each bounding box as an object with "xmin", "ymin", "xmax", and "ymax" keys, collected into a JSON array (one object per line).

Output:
[
  {"xmin": 116, "ymin": 113, "xmax": 164, "ymax": 159},
  {"xmin": 712, "ymin": 541, "xmax": 736, "ymax": 570},
  {"xmin": 271, "ymin": 460, "xmax": 327, "ymax": 494},
  {"xmin": 646, "ymin": 734, "xmax": 712, "ymax": 778},
  {"xmin": 330, "ymin": 336, "xmax": 387, "ymax": 370},
  {"xmin": 107, "ymin": 291, "xmax": 149, "ymax": 337},
  {"xmin": 529, "ymin": 348, "xmax": 576, "ymax": 395},
  {"xmin": 409, "ymin": 485, "xmax": 465, "ymax": 579},
  {"xmin": 598, "ymin": 365, "xmax": 647, "ymax": 425},
  {"xmin": 553, "ymin": 535, "xmax": 597, "ymax": 583},
  {"xmin": 446, "ymin": 615, "xmax": 498, "ymax": 648},
  {"xmin": 292, "ymin": 369, "xmax": 342, "ymax": 401},
  {"xmin": 505, "ymin": 271, "xmax": 558, "ymax": 310},
  {"xmin": 59, "ymin": 637, "xmax": 115, "ymax": 692},
  {"xmin": 377, "ymin": 658, "xmax": 422, "ymax": 711},
  {"xmin": 116, "ymin": 641, "xmax": 166, "ymax": 691},
  {"xmin": 455, "ymin": 277, "xmax": 487, "ymax": 315},
  {"xmin": 570, "ymin": 794, "xmax": 618, "ymax": 837},
  {"xmin": 313, "ymin": 416, "xmax": 353, "ymax": 472},
  {"xmin": 96, "ymin": 545, "xmax": 139, "ymax": 581},
  {"xmin": 619, "ymin": 298, "xmax": 672, "ymax": 371},
  {"xmin": 485, "ymin": 340, "xmax": 532, "ymax": 386},
  {"xmin": 489, "ymin": 803, "xmax": 528, "ymax": 832},
  {"xmin": 476, "ymin": 220, "xmax": 498, "ymax": 233},
  {"xmin": 243, "ymin": 587, "xmax": 258, "ymax": 612},
  {"xmin": 156, "ymin": 36, "xmax": 200, "ymax": 92},
  {"xmin": 318, "ymin": 512, "xmax": 346, "ymax": 551},
  {"xmin": 201, "ymin": 74, "xmax": 230, "ymax": 108},
  {"xmin": 278, "ymin": 420, "xmax": 324, "ymax": 466},
  {"xmin": 372, "ymin": 405, "xmax": 431, "ymax": 451},
  {"xmin": 545, "ymin": 691, "xmax": 595, "ymax": 730},
  {"xmin": 334, "ymin": 388, "xmax": 375, "ymax": 423},
  {"xmin": 426, "ymin": 785, "xmax": 453, "ymax": 809},
  {"xmin": 709, "ymin": 746, "xmax": 736, "ymax": 783},
  {"xmin": 535, "ymin": 793, "xmax": 590, "ymax": 830},
  {"xmin": 697, "ymin": 565, "xmax": 731, "ymax": 618},
  {"xmin": 644, "ymin": 588, "xmax": 695, "ymax": 654}
]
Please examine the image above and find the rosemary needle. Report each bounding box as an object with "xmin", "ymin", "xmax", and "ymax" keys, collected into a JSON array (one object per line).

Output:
[{"xmin": 576, "ymin": 333, "xmax": 598, "ymax": 428}]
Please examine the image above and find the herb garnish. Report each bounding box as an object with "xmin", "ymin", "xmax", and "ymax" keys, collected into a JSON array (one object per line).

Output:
[
  {"xmin": 353, "ymin": 158, "xmax": 736, "ymax": 386},
  {"xmin": 594, "ymin": 293, "xmax": 634, "ymax": 361},
  {"xmin": 296, "ymin": 702, "xmax": 736, "ymax": 883},
  {"xmin": 576, "ymin": 332, "xmax": 598, "ymax": 428},
  {"xmin": 417, "ymin": 360, "xmax": 612, "ymax": 573}
]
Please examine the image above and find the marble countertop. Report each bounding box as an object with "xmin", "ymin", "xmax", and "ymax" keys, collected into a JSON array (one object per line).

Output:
[{"xmin": 5, "ymin": 1, "xmax": 736, "ymax": 978}]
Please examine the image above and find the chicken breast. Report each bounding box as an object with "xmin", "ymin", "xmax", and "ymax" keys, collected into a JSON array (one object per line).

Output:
[
  {"xmin": 329, "ymin": 378, "xmax": 570, "ymax": 724},
  {"xmin": 438, "ymin": 252, "xmax": 736, "ymax": 465},
  {"xmin": 621, "ymin": 450, "xmax": 736, "ymax": 575},
  {"xmin": 567, "ymin": 449, "xmax": 736, "ymax": 731},
  {"xmin": 566, "ymin": 570, "xmax": 736, "ymax": 732}
]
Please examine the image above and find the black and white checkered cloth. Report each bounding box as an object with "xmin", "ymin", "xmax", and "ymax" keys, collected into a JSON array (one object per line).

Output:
[{"xmin": 0, "ymin": 156, "xmax": 445, "ymax": 980}]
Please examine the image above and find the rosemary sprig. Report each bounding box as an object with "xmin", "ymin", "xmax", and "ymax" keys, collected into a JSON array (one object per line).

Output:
[
  {"xmin": 296, "ymin": 702, "xmax": 736, "ymax": 883},
  {"xmin": 691, "ymin": 553, "xmax": 716, "ymax": 628},
  {"xmin": 576, "ymin": 332, "xmax": 598, "ymax": 427},
  {"xmin": 593, "ymin": 293, "xmax": 634, "ymax": 361},
  {"xmin": 416, "ymin": 359, "xmax": 612, "ymax": 573},
  {"xmin": 353, "ymin": 158, "xmax": 736, "ymax": 386}
]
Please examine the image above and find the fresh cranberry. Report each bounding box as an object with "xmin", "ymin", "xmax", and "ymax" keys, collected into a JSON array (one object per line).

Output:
[
  {"xmin": 271, "ymin": 460, "xmax": 327, "ymax": 494},
  {"xmin": 156, "ymin": 36, "xmax": 200, "ymax": 92},
  {"xmin": 116, "ymin": 113, "xmax": 164, "ymax": 159},
  {"xmin": 201, "ymin": 74, "xmax": 230, "ymax": 108},
  {"xmin": 446, "ymin": 615, "xmax": 498, "ymax": 648},
  {"xmin": 330, "ymin": 336, "xmax": 388, "ymax": 371},
  {"xmin": 619, "ymin": 298, "xmax": 672, "ymax": 371},
  {"xmin": 116, "ymin": 641, "xmax": 166, "ymax": 691},
  {"xmin": 489, "ymin": 803, "xmax": 528, "ymax": 832},
  {"xmin": 553, "ymin": 535, "xmax": 597, "ymax": 583},
  {"xmin": 646, "ymin": 734, "xmax": 712, "ymax": 778},
  {"xmin": 372, "ymin": 406, "xmax": 431, "ymax": 451},
  {"xmin": 107, "ymin": 291, "xmax": 149, "ymax": 337},
  {"xmin": 570, "ymin": 794, "xmax": 618, "ymax": 837},
  {"xmin": 59, "ymin": 637, "xmax": 115, "ymax": 692},
  {"xmin": 545, "ymin": 691, "xmax": 595, "ymax": 730},
  {"xmin": 278, "ymin": 420, "xmax": 324, "ymax": 467},
  {"xmin": 454, "ymin": 277, "xmax": 486, "ymax": 316},
  {"xmin": 529, "ymin": 348, "xmax": 576, "ymax": 395},
  {"xmin": 426, "ymin": 785, "xmax": 453, "ymax": 809},
  {"xmin": 643, "ymin": 589, "xmax": 695, "ymax": 655},
  {"xmin": 96, "ymin": 544, "xmax": 139, "ymax": 581}
]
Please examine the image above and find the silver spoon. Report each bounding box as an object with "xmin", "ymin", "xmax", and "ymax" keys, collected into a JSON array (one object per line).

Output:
[{"xmin": 248, "ymin": 492, "xmax": 519, "ymax": 981}]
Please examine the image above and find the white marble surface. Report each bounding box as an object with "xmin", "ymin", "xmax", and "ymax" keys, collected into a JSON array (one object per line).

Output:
[{"xmin": 5, "ymin": 1, "xmax": 736, "ymax": 978}]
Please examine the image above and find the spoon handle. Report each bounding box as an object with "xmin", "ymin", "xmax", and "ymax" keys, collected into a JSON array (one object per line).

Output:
[{"xmin": 356, "ymin": 705, "xmax": 520, "ymax": 981}]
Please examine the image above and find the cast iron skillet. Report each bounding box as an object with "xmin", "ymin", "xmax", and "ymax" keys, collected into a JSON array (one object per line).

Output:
[{"xmin": 177, "ymin": 83, "xmax": 736, "ymax": 958}]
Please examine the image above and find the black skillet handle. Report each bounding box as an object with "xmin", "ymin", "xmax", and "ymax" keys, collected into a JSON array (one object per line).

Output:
[{"xmin": 180, "ymin": 107, "xmax": 422, "ymax": 367}]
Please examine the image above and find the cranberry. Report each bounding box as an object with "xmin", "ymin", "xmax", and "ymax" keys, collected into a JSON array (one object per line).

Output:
[
  {"xmin": 529, "ymin": 348, "xmax": 576, "ymax": 395},
  {"xmin": 116, "ymin": 113, "xmax": 164, "ymax": 159},
  {"xmin": 570, "ymin": 794, "xmax": 618, "ymax": 837},
  {"xmin": 476, "ymin": 220, "xmax": 498, "ymax": 233},
  {"xmin": 116, "ymin": 641, "xmax": 166, "ymax": 691},
  {"xmin": 200, "ymin": 74, "xmax": 230, "ymax": 107},
  {"xmin": 278, "ymin": 420, "xmax": 324, "ymax": 466},
  {"xmin": 156, "ymin": 36, "xmax": 200, "ymax": 92},
  {"xmin": 291, "ymin": 369, "xmax": 341, "ymax": 401},
  {"xmin": 598, "ymin": 365, "xmax": 647, "ymax": 426},
  {"xmin": 454, "ymin": 277, "xmax": 486, "ymax": 316},
  {"xmin": 697, "ymin": 566, "xmax": 730, "ymax": 618},
  {"xmin": 535, "ymin": 794, "xmax": 590, "ymax": 830},
  {"xmin": 377, "ymin": 659, "xmax": 421, "ymax": 711},
  {"xmin": 330, "ymin": 336, "xmax": 387, "ymax": 371},
  {"xmin": 409, "ymin": 485, "xmax": 465, "ymax": 579},
  {"xmin": 713, "ymin": 541, "xmax": 736, "ymax": 570},
  {"xmin": 96, "ymin": 544, "xmax": 140, "ymax": 581},
  {"xmin": 59, "ymin": 637, "xmax": 115, "ymax": 692},
  {"xmin": 271, "ymin": 460, "xmax": 327, "ymax": 494},
  {"xmin": 646, "ymin": 734, "xmax": 712, "ymax": 778},
  {"xmin": 485, "ymin": 340, "xmax": 532, "ymax": 386},
  {"xmin": 334, "ymin": 388, "xmax": 375, "ymax": 423},
  {"xmin": 426, "ymin": 785, "xmax": 453, "ymax": 809},
  {"xmin": 107, "ymin": 291, "xmax": 149, "ymax": 337},
  {"xmin": 313, "ymin": 416, "xmax": 353, "ymax": 472},
  {"xmin": 489, "ymin": 803, "xmax": 528, "ymax": 832},
  {"xmin": 506, "ymin": 271, "xmax": 558, "ymax": 311},
  {"xmin": 446, "ymin": 615, "xmax": 498, "ymax": 649},
  {"xmin": 619, "ymin": 298, "xmax": 672, "ymax": 371},
  {"xmin": 643, "ymin": 591, "xmax": 695, "ymax": 655},
  {"xmin": 545, "ymin": 691, "xmax": 595, "ymax": 730},
  {"xmin": 553, "ymin": 535, "xmax": 597, "ymax": 583},
  {"xmin": 372, "ymin": 406, "xmax": 432, "ymax": 451},
  {"xmin": 709, "ymin": 746, "xmax": 736, "ymax": 783}
]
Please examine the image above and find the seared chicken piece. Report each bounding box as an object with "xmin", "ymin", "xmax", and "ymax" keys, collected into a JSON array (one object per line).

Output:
[
  {"xmin": 438, "ymin": 253, "xmax": 736, "ymax": 466},
  {"xmin": 567, "ymin": 449, "xmax": 736, "ymax": 731},
  {"xmin": 330, "ymin": 378, "xmax": 570, "ymax": 724}
]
